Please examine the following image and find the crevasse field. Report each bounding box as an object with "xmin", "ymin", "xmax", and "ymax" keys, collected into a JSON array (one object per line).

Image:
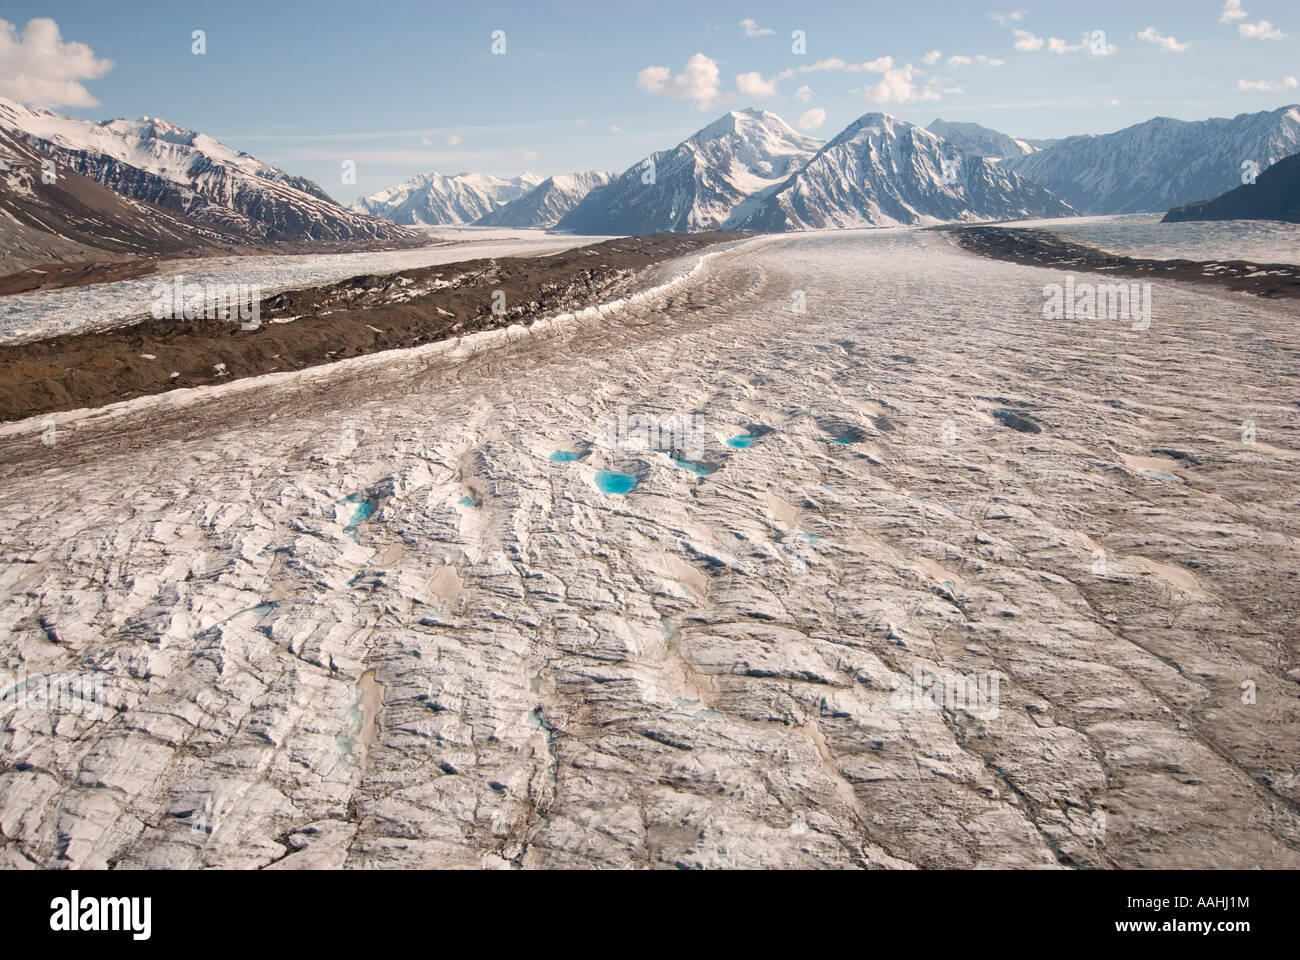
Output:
[{"xmin": 1, "ymin": 223, "xmax": 1297, "ymax": 869}]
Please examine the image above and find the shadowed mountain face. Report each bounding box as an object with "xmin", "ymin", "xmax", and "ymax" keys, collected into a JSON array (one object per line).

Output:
[
  {"xmin": 1164, "ymin": 152, "xmax": 1300, "ymax": 224},
  {"xmin": 1006, "ymin": 105, "xmax": 1300, "ymax": 215},
  {"xmin": 733, "ymin": 113, "xmax": 1074, "ymax": 231},
  {"xmin": 557, "ymin": 109, "xmax": 825, "ymax": 235},
  {"xmin": 0, "ymin": 97, "xmax": 419, "ymax": 245}
]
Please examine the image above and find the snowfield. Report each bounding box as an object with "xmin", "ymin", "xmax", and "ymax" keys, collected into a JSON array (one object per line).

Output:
[{"xmin": 1, "ymin": 228, "xmax": 1298, "ymax": 869}]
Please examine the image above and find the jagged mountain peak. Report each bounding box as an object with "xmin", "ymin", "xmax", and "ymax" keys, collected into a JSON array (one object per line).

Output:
[
  {"xmin": 556, "ymin": 108, "xmax": 824, "ymax": 234},
  {"xmin": 731, "ymin": 110, "xmax": 1074, "ymax": 231}
]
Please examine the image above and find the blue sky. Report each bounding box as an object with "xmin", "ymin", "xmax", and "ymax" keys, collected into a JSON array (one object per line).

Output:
[{"xmin": 2, "ymin": 1, "xmax": 1297, "ymax": 202}]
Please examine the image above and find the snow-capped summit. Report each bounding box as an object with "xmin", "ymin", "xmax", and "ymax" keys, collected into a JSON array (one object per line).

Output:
[
  {"xmin": 352, "ymin": 171, "xmax": 543, "ymax": 225},
  {"xmin": 1005, "ymin": 105, "xmax": 1300, "ymax": 214},
  {"xmin": 473, "ymin": 171, "xmax": 615, "ymax": 227},
  {"xmin": 732, "ymin": 112, "xmax": 1075, "ymax": 231},
  {"xmin": 0, "ymin": 96, "xmax": 413, "ymax": 244},
  {"xmin": 556, "ymin": 107, "xmax": 825, "ymax": 234}
]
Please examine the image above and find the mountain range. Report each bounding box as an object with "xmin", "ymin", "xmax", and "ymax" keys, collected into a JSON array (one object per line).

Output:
[
  {"xmin": 351, "ymin": 171, "xmax": 543, "ymax": 226},
  {"xmin": 0, "ymin": 97, "xmax": 415, "ymax": 247},
  {"xmin": 557, "ymin": 109, "xmax": 825, "ymax": 234},
  {"xmin": 731, "ymin": 112, "xmax": 1073, "ymax": 230},
  {"xmin": 358, "ymin": 105, "xmax": 1300, "ymax": 233},
  {"xmin": 3, "ymin": 93, "xmax": 1299, "ymax": 284},
  {"xmin": 474, "ymin": 171, "xmax": 615, "ymax": 228},
  {"xmin": 1005, "ymin": 105, "xmax": 1300, "ymax": 215}
]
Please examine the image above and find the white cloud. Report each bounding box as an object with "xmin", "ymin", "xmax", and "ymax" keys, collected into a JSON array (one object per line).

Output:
[
  {"xmin": 521, "ymin": 150, "xmax": 539, "ymax": 162},
  {"xmin": 739, "ymin": 18, "xmax": 774, "ymax": 38},
  {"xmin": 863, "ymin": 64, "xmax": 941, "ymax": 104},
  {"xmin": 0, "ymin": 17, "xmax": 113, "ymax": 108},
  {"xmin": 798, "ymin": 108, "xmax": 827, "ymax": 130},
  {"xmin": 1040, "ymin": 33, "xmax": 1115, "ymax": 56},
  {"xmin": 1136, "ymin": 27, "xmax": 1189, "ymax": 52},
  {"xmin": 1221, "ymin": 1, "xmax": 1247, "ymax": 23},
  {"xmin": 636, "ymin": 66, "xmax": 671, "ymax": 91},
  {"xmin": 736, "ymin": 71, "xmax": 778, "ymax": 97},
  {"xmin": 922, "ymin": 50, "xmax": 941, "ymax": 65},
  {"xmin": 798, "ymin": 56, "xmax": 892, "ymax": 74},
  {"xmin": 1013, "ymin": 29, "xmax": 1044, "ymax": 51},
  {"xmin": 800, "ymin": 57, "xmax": 846, "ymax": 72},
  {"xmin": 990, "ymin": 10, "xmax": 1028, "ymax": 27},
  {"xmin": 421, "ymin": 137, "xmax": 433, "ymax": 147},
  {"xmin": 609, "ymin": 124, "xmax": 622, "ymax": 133},
  {"xmin": 1239, "ymin": 20, "xmax": 1288, "ymax": 40},
  {"xmin": 636, "ymin": 53, "xmax": 727, "ymax": 110},
  {"xmin": 794, "ymin": 84, "xmax": 813, "ymax": 102},
  {"xmin": 446, "ymin": 133, "xmax": 462, "ymax": 146},
  {"xmin": 943, "ymin": 86, "xmax": 965, "ymax": 95},
  {"xmin": 1238, "ymin": 76, "xmax": 1299, "ymax": 90},
  {"xmin": 948, "ymin": 54, "xmax": 1004, "ymax": 68}
]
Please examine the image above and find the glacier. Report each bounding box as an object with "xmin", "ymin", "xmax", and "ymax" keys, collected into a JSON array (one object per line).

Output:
[{"xmin": 1, "ymin": 226, "xmax": 1298, "ymax": 869}]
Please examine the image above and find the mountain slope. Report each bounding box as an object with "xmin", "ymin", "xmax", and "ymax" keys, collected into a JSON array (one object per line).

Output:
[
  {"xmin": 1006, "ymin": 105, "xmax": 1300, "ymax": 215},
  {"xmin": 0, "ymin": 124, "xmax": 251, "ymax": 276},
  {"xmin": 1164, "ymin": 151, "xmax": 1300, "ymax": 224},
  {"xmin": 927, "ymin": 119, "xmax": 1035, "ymax": 160},
  {"xmin": 353, "ymin": 172, "xmax": 542, "ymax": 225},
  {"xmin": 557, "ymin": 109, "xmax": 824, "ymax": 234},
  {"xmin": 473, "ymin": 171, "xmax": 615, "ymax": 227},
  {"xmin": 733, "ymin": 113, "xmax": 1074, "ymax": 232},
  {"xmin": 0, "ymin": 96, "xmax": 416, "ymax": 244}
]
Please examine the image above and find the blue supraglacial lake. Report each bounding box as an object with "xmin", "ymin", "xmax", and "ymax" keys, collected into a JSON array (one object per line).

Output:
[{"xmin": 594, "ymin": 470, "xmax": 639, "ymax": 495}]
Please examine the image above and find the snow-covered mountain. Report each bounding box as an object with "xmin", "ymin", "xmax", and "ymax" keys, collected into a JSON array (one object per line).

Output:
[
  {"xmin": 557, "ymin": 109, "xmax": 824, "ymax": 234},
  {"xmin": 0, "ymin": 97, "xmax": 415, "ymax": 245},
  {"xmin": 733, "ymin": 113, "xmax": 1075, "ymax": 231},
  {"xmin": 353, "ymin": 172, "xmax": 542, "ymax": 225},
  {"xmin": 0, "ymin": 122, "xmax": 247, "ymax": 273},
  {"xmin": 473, "ymin": 171, "xmax": 615, "ymax": 227},
  {"xmin": 926, "ymin": 119, "xmax": 1035, "ymax": 160},
  {"xmin": 1005, "ymin": 105, "xmax": 1300, "ymax": 215}
]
